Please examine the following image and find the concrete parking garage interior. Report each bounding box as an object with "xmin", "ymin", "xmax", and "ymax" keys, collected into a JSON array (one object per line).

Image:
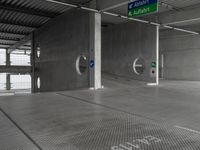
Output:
[{"xmin": 1, "ymin": 0, "xmax": 200, "ymax": 149}]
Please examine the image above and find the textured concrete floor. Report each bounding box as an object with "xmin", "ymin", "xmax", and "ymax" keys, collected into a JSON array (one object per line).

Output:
[{"xmin": 1, "ymin": 76, "xmax": 200, "ymax": 149}]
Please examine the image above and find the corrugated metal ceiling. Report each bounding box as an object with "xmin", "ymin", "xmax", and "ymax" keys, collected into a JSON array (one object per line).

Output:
[
  {"xmin": 0, "ymin": 0, "xmax": 92, "ymax": 50},
  {"xmin": 0, "ymin": 0, "xmax": 200, "ymax": 50},
  {"xmin": 161, "ymin": 0, "xmax": 200, "ymax": 8}
]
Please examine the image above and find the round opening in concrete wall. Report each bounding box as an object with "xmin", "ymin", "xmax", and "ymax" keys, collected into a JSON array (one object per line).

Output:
[
  {"xmin": 36, "ymin": 44, "xmax": 40, "ymax": 58},
  {"xmin": 37, "ymin": 77, "xmax": 41, "ymax": 89},
  {"xmin": 37, "ymin": 50, "xmax": 40, "ymax": 58},
  {"xmin": 76, "ymin": 55, "xmax": 87, "ymax": 75},
  {"xmin": 133, "ymin": 57, "xmax": 145, "ymax": 75}
]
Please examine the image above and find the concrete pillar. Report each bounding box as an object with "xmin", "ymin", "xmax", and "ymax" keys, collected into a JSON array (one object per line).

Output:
[
  {"xmin": 156, "ymin": 26, "xmax": 159, "ymax": 85},
  {"xmin": 89, "ymin": 12, "xmax": 102, "ymax": 89},
  {"xmin": 6, "ymin": 49, "xmax": 11, "ymax": 90},
  {"xmin": 6, "ymin": 49, "xmax": 10, "ymax": 66},
  {"xmin": 6, "ymin": 74, "xmax": 11, "ymax": 90},
  {"xmin": 31, "ymin": 33, "xmax": 36, "ymax": 93},
  {"xmin": 147, "ymin": 26, "xmax": 159, "ymax": 86}
]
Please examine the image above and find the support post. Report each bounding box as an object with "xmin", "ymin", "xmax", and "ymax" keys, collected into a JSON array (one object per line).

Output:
[
  {"xmin": 6, "ymin": 49, "xmax": 10, "ymax": 66},
  {"xmin": 31, "ymin": 33, "xmax": 36, "ymax": 93},
  {"xmin": 147, "ymin": 26, "xmax": 160, "ymax": 86},
  {"xmin": 89, "ymin": 12, "xmax": 102, "ymax": 90},
  {"xmin": 6, "ymin": 74, "xmax": 11, "ymax": 90},
  {"xmin": 6, "ymin": 49, "xmax": 11, "ymax": 90},
  {"xmin": 156, "ymin": 26, "xmax": 159, "ymax": 85}
]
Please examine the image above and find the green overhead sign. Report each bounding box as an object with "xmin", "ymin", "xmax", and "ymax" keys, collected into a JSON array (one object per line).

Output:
[{"xmin": 128, "ymin": 0, "xmax": 158, "ymax": 18}]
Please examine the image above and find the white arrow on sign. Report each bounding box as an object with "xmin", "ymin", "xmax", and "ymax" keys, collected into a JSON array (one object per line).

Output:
[{"xmin": 129, "ymin": 3, "xmax": 133, "ymax": 9}]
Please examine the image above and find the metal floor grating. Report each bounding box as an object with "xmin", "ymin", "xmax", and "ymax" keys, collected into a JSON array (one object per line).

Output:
[{"xmin": 0, "ymin": 91, "xmax": 200, "ymax": 150}]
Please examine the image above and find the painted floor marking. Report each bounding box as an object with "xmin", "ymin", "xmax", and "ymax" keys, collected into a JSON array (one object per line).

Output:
[
  {"xmin": 111, "ymin": 135, "xmax": 161, "ymax": 150},
  {"xmin": 175, "ymin": 125, "xmax": 200, "ymax": 135}
]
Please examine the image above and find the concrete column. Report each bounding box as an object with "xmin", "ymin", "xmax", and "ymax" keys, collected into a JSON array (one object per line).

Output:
[
  {"xmin": 156, "ymin": 26, "xmax": 160, "ymax": 85},
  {"xmin": 6, "ymin": 74, "xmax": 11, "ymax": 90},
  {"xmin": 89, "ymin": 12, "xmax": 102, "ymax": 89},
  {"xmin": 147, "ymin": 26, "xmax": 159, "ymax": 86},
  {"xmin": 6, "ymin": 49, "xmax": 10, "ymax": 66},
  {"xmin": 31, "ymin": 33, "xmax": 36, "ymax": 93},
  {"xmin": 6, "ymin": 49, "xmax": 11, "ymax": 90}
]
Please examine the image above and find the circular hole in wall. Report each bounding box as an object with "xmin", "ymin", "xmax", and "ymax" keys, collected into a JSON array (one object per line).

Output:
[
  {"xmin": 133, "ymin": 57, "xmax": 145, "ymax": 75},
  {"xmin": 37, "ymin": 77, "xmax": 41, "ymax": 89},
  {"xmin": 36, "ymin": 44, "xmax": 40, "ymax": 58},
  {"xmin": 76, "ymin": 55, "xmax": 87, "ymax": 75}
]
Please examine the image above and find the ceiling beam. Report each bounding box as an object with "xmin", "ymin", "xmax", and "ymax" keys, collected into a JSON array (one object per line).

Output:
[
  {"xmin": 0, "ymin": 44, "xmax": 31, "ymax": 50},
  {"xmin": 0, "ymin": 47, "xmax": 31, "ymax": 51},
  {"xmin": 45, "ymin": 0, "xmax": 199, "ymax": 35},
  {"xmin": 0, "ymin": 19, "xmax": 39, "ymax": 28},
  {"xmin": 0, "ymin": 3, "xmax": 58, "ymax": 18},
  {"xmin": 0, "ymin": 37, "xmax": 20, "ymax": 41},
  {"xmin": 0, "ymin": 43, "xmax": 12, "ymax": 46},
  {"xmin": 159, "ymin": 1, "xmax": 182, "ymax": 11},
  {"xmin": 0, "ymin": 40, "xmax": 17, "ymax": 45},
  {"xmin": 0, "ymin": 30, "xmax": 29, "ymax": 36},
  {"xmin": 0, "ymin": 45, "xmax": 9, "ymax": 48},
  {"xmin": 0, "ymin": 66, "xmax": 31, "ymax": 74},
  {"xmin": 163, "ymin": 17, "xmax": 200, "ymax": 26},
  {"xmin": 99, "ymin": 0, "xmax": 181, "ymax": 13},
  {"xmin": 0, "ymin": 42, "xmax": 31, "ymax": 47},
  {"xmin": 99, "ymin": 0, "xmax": 129, "ymax": 12},
  {"xmin": 8, "ymin": 34, "xmax": 32, "ymax": 53},
  {"xmin": 159, "ymin": 3, "xmax": 200, "ymax": 26}
]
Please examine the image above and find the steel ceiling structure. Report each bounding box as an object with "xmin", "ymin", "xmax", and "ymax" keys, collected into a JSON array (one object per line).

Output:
[
  {"xmin": 0, "ymin": 0, "xmax": 200, "ymax": 52},
  {"xmin": 0, "ymin": 0, "xmax": 91, "ymax": 51}
]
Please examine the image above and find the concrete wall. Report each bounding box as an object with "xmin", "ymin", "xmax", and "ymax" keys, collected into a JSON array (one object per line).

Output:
[
  {"xmin": 102, "ymin": 22, "xmax": 157, "ymax": 82},
  {"xmin": 160, "ymin": 31, "xmax": 200, "ymax": 81},
  {"xmin": 34, "ymin": 9, "xmax": 90, "ymax": 92}
]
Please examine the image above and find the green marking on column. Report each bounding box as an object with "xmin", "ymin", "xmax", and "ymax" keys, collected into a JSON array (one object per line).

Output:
[{"xmin": 151, "ymin": 61, "xmax": 156, "ymax": 68}]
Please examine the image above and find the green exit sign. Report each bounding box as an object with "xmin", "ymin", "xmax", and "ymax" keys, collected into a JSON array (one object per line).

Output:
[
  {"xmin": 151, "ymin": 61, "xmax": 156, "ymax": 68},
  {"xmin": 128, "ymin": 0, "xmax": 158, "ymax": 18}
]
